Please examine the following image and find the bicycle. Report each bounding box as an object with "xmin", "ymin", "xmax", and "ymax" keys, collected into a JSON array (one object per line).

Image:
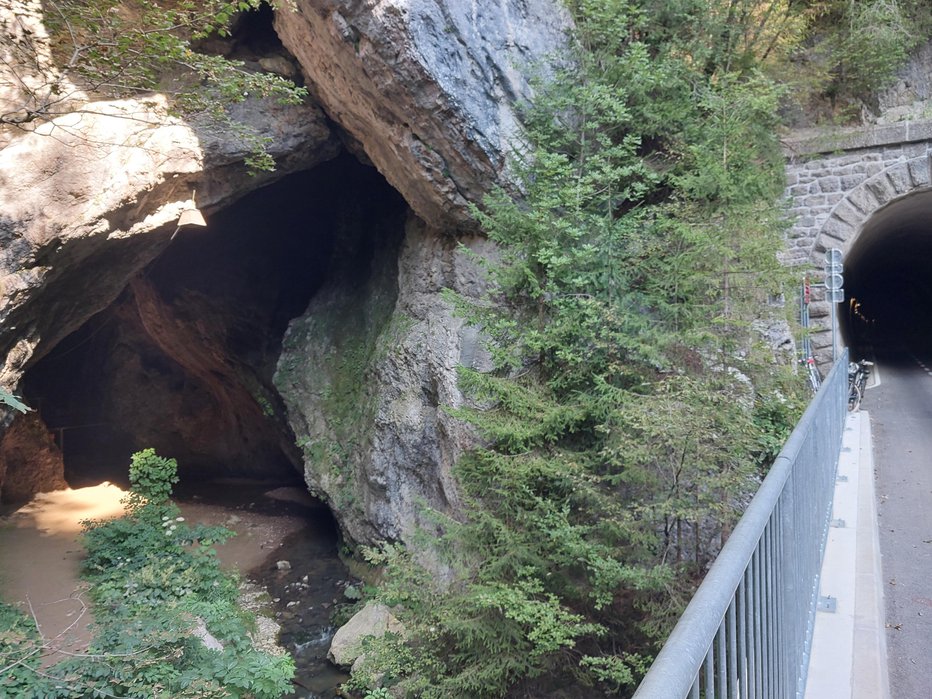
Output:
[
  {"xmin": 847, "ymin": 359, "xmax": 873, "ymax": 411},
  {"xmin": 802, "ymin": 356, "xmax": 821, "ymax": 392}
]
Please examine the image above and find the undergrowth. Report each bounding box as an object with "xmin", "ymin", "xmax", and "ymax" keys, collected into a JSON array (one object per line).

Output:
[{"xmin": 0, "ymin": 448, "xmax": 295, "ymax": 698}]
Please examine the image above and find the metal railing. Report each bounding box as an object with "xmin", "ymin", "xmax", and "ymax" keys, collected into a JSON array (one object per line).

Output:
[{"xmin": 632, "ymin": 349, "xmax": 849, "ymax": 699}]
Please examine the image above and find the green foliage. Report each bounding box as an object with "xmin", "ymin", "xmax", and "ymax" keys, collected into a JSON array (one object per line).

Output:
[
  {"xmin": 0, "ymin": 449, "xmax": 294, "ymax": 698},
  {"xmin": 125, "ymin": 447, "xmax": 179, "ymax": 510},
  {"xmin": 24, "ymin": 1, "xmax": 309, "ymax": 170},
  {"xmin": 752, "ymin": 368, "xmax": 809, "ymax": 463},
  {"xmin": 355, "ymin": 2, "xmax": 813, "ymax": 697},
  {"xmin": 0, "ymin": 602, "xmax": 55, "ymax": 696},
  {"xmin": 364, "ymin": 689, "xmax": 393, "ymax": 699},
  {"xmin": 815, "ymin": 0, "xmax": 932, "ymax": 107}
]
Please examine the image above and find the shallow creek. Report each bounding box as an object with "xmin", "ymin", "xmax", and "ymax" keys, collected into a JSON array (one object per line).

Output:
[{"xmin": 0, "ymin": 479, "xmax": 352, "ymax": 697}]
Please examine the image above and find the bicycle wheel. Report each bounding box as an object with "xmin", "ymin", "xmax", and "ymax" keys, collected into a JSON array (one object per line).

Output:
[{"xmin": 848, "ymin": 383, "xmax": 862, "ymax": 411}]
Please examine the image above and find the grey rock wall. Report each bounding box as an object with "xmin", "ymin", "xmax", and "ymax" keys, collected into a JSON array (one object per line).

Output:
[
  {"xmin": 872, "ymin": 39, "xmax": 932, "ymax": 124},
  {"xmin": 275, "ymin": 215, "xmax": 491, "ymax": 546},
  {"xmin": 274, "ymin": 0, "xmax": 572, "ymax": 230}
]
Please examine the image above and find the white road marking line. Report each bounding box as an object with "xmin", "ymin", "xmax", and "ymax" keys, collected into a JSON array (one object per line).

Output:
[
  {"xmin": 904, "ymin": 353, "xmax": 932, "ymax": 388},
  {"xmin": 870, "ymin": 361, "xmax": 881, "ymax": 389}
]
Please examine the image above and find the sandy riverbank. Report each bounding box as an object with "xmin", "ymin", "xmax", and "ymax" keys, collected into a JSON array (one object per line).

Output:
[{"xmin": 0, "ymin": 481, "xmax": 310, "ymax": 664}]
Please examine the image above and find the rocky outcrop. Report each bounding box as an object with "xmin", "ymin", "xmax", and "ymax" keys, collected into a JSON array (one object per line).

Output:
[
  {"xmin": 0, "ymin": 410, "xmax": 66, "ymax": 502},
  {"xmin": 274, "ymin": 0, "xmax": 572, "ymax": 229},
  {"xmin": 0, "ymin": 0, "xmax": 574, "ymax": 547},
  {"xmin": 0, "ymin": 0, "xmax": 340, "ymax": 408},
  {"xmin": 870, "ymin": 39, "xmax": 932, "ymax": 124},
  {"xmin": 0, "ymin": 93, "xmax": 338, "ymax": 399},
  {"xmin": 275, "ymin": 215, "xmax": 491, "ymax": 545},
  {"xmin": 328, "ymin": 602, "xmax": 403, "ymax": 667}
]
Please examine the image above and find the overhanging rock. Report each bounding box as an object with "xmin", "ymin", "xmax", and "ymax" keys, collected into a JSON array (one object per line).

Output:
[{"xmin": 275, "ymin": 0, "xmax": 573, "ymax": 230}]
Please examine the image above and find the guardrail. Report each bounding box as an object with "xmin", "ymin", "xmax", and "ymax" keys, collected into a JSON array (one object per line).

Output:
[{"xmin": 632, "ymin": 349, "xmax": 849, "ymax": 699}]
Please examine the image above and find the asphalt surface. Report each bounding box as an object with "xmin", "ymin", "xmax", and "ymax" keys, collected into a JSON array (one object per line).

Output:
[{"xmin": 860, "ymin": 349, "xmax": 932, "ymax": 699}]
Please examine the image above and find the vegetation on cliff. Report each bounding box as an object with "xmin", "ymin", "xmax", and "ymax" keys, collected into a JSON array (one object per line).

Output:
[
  {"xmin": 3, "ymin": 1, "xmax": 306, "ymax": 170},
  {"xmin": 351, "ymin": 2, "xmax": 932, "ymax": 698}
]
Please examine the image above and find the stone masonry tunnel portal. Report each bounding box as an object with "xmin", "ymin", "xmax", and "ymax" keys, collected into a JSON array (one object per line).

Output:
[{"xmin": 784, "ymin": 123, "xmax": 932, "ymax": 366}]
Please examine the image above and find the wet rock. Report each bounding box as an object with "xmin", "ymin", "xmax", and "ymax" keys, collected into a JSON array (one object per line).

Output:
[{"xmin": 276, "ymin": 560, "xmax": 292, "ymax": 571}]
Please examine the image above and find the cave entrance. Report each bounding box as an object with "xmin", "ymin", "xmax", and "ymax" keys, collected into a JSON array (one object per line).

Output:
[
  {"xmin": 839, "ymin": 190, "xmax": 932, "ymax": 360},
  {"xmin": 6, "ymin": 153, "xmax": 407, "ymax": 693},
  {"xmin": 21, "ymin": 153, "xmax": 407, "ymax": 493}
]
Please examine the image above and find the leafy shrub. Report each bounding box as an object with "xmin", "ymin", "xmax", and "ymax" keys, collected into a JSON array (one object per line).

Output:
[
  {"xmin": 1, "ymin": 449, "xmax": 295, "ymax": 697},
  {"xmin": 125, "ymin": 447, "xmax": 179, "ymax": 509},
  {"xmin": 0, "ymin": 602, "xmax": 55, "ymax": 696}
]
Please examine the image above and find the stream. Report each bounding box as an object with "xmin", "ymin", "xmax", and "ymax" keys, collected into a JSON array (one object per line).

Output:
[{"xmin": 0, "ymin": 479, "xmax": 353, "ymax": 698}]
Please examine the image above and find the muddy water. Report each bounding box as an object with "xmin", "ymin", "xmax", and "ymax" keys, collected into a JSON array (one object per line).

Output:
[
  {"xmin": 0, "ymin": 483, "xmax": 127, "ymax": 664},
  {"xmin": 0, "ymin": 479, "xmax": 353, "ymax": 698}
]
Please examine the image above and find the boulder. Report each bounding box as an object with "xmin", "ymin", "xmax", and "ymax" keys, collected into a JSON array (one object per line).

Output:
[
  {"xmin": 276, "ymin": 216, "xmax": 492, "ymax": 546},
  {"xmin": 328, "ymin": 602, "xmax": 404, "ymax": 667}
]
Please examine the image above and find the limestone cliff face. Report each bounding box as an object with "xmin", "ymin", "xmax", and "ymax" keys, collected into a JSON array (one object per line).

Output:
[
  {"xmin": 268, "ymin": 0, "xmax": 572, "ymax": 543},
  {"xmin": 0, "ymin": 0, "xmax": 572, "ymax": 542},
  {"xmin": 0, "ymin": 94, "xmax": 338, "ymax": 393},
  {"xmin": 275, "ymin": 215, "xmax": 493, "ymax": 544},
  {"xmin": 274, "ymin": 0, "xmax": 572, "ymax": 229}
]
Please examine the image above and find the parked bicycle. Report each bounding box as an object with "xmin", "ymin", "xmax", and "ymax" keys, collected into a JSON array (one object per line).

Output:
[
  {"xmin": 801, "ymin": 356, "xmax": 821, "ymax": 392},
  {"xmin": 847, "ymin": 359, "xmax": 873, "ymax": 411}
]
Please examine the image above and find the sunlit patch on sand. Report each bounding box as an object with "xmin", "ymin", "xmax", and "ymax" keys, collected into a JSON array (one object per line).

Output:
[{"xmin": 9, "ymin": 482, "xmax": 128, "ymax": 535}]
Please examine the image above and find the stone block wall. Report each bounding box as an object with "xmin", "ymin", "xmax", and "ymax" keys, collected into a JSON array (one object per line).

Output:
[
  {"xmin": 784, "ymin": 122, "xmax": 932, "ymax": 265},
  {"xmin": 782, "ymin": 120, "xmax": 932, "ymax": 364}
]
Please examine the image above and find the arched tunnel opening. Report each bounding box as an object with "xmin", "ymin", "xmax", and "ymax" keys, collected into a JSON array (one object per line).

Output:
[
  {"xmin": 18, "ymin": 153, "xmax": 407, "ymax": 499},
  {"xmin": 840, "ymin": 190, "xmax": 932, "ymax": 359}
]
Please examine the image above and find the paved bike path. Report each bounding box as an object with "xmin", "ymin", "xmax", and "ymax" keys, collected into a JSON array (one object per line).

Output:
[{"xmin": 805, "ymin": 410, "xmax": 890, "ymax": 699}]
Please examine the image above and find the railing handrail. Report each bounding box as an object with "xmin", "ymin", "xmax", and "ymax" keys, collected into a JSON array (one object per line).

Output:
[{"xmin": 632, "ymin": 350, "xmax": 849, "ymax": 698}]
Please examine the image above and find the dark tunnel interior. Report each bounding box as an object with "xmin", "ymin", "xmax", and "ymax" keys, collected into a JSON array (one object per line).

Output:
[
  {"xmin": 21, "ymin": 153, "xmax": 407, "ymax": 489},
  {"xmin": 841, "ymin": 190, "xmax": 932, "ymax": 360}
]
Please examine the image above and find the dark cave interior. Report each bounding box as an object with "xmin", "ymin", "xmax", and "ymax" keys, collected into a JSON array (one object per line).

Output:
[
  {"xmin": 21, "ymin": 153, "xmax": 407, "ymax": 489},
  {"xmin": 839, "ymin": 190, "xmax": 932, "ymax": 360}
]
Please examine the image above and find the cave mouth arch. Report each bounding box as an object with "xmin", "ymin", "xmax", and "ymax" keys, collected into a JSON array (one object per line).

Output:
[
  {"xmin": 840, "ymin": 190, "xmax": 932, "ymax": 358},
  {"xmin": 20, "ymin": 153, "xmax": 408, "ymax": 491}
]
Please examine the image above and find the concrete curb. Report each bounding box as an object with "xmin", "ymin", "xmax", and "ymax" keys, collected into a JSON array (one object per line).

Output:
[{"xmin": 804, "ymin": 411, "xmax": 890, "ymax": 699}]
